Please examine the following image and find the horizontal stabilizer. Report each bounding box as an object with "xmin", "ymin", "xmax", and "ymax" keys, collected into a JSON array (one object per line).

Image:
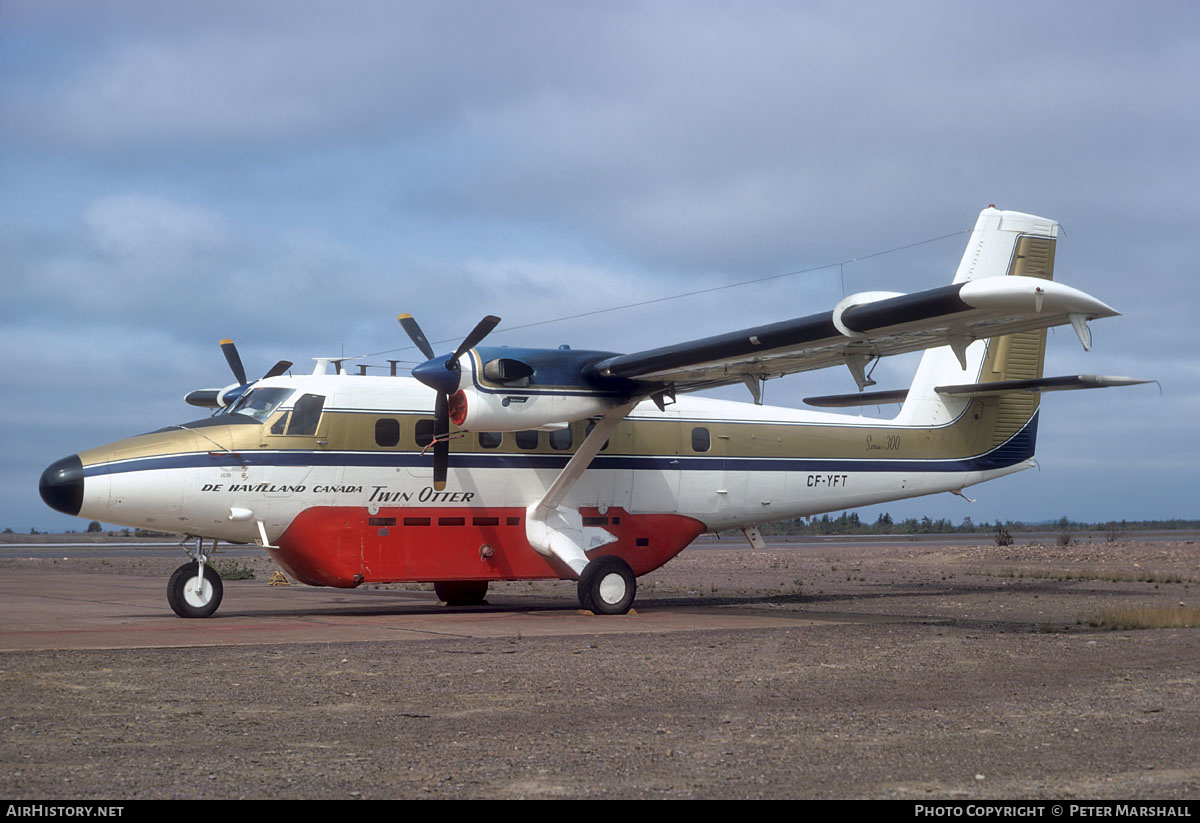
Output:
[
  {"xmin": 804, "ymin": 389, "xmax": 910, "ymax": 408},
  {"xmin": 935, "ymin": 375, "xmax": 1151, "ymax": 397}
]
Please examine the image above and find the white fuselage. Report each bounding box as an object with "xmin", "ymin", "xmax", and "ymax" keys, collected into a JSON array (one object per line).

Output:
[{"xmin": 76, "ymin": 373, "xmax": 1031, "ymax": 545}]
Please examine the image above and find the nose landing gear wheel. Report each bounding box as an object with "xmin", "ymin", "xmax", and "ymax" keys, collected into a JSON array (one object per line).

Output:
[
  {"xmin": 167, "ymin": 561, "xmax": 224, "ymax": 618},
  {"xmin": 577, "ymin": 555, "xmax": 636, "ymax": 615}
]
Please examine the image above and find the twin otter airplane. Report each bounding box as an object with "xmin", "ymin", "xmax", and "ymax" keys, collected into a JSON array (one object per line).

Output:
[{"xmin": 40, "ymin": 207, "xmax": 1145, "ymax": 618}]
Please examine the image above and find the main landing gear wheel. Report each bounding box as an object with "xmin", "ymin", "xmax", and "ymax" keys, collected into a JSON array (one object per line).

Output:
[
  {"xmin": 577, "ymin": 556, "xmax": 636, "ymax": 615},
  {"xmin": 167, "ymin": 561, "xmax": 224, "ymax": 618},
  {"xmin": 434, "ymin": 580, "xmax": 489, "ymax": 606}
]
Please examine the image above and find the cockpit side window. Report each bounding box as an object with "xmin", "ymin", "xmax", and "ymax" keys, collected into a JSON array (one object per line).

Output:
[
  {"xmin": 230, "ymin": 388, "xmax": 294, "ymax": 422},
  {"xmin": 286, "ymin": 394, "xmax": 325, "ymax": 436}
]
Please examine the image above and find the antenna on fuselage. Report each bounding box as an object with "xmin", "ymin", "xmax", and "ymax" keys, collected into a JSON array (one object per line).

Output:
[{"xmin": 311, "ymin": 355, "xmax": 365, "ymax": 375}]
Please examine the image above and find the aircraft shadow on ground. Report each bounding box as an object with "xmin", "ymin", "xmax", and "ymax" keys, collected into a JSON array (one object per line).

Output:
[{"xmin": 133, "ymin": 575, "xmax": 1145, "ymax": 632}]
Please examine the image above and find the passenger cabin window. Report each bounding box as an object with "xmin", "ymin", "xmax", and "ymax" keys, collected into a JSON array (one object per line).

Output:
[
  {"xmin": 515, "ymin": 430, "xmax": 539, "ymax": 450},
  {"xmin": 415, "ymin": 419, "xmax": 436, "ymax": 448},
  {"xmin": 478, "ymin": 431, "xmax": 502, "ymax": 449},
  {"xmin": 585, "ymin": 420, "xmax": 610, "ymax": 451},
  {"xmin": 286, "ymin": 394, "xmax": 325, "ymax": 436},
  {"xmin": 691, "ymin": 427, "xmax": 711, "ymax": 453},
  {"xmin": 549, "ymin": 426, "xmax": 573, "ymax": 451},
  {"xmin": 375, "ymin": 418, "xmax": 400, "ymax": 447}
]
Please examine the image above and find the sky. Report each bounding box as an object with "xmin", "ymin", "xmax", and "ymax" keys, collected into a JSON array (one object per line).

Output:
[{"xmin": 2, "ymin": 0, "xmax": 1196, "ymax": 533}]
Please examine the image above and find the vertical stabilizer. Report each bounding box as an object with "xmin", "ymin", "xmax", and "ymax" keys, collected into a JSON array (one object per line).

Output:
[{"xmin": 896, "ymin": 207, "xmax": 1058, "ymax": 434}]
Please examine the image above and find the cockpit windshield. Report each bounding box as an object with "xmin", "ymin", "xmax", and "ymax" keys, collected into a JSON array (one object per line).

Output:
[{"xmin": 226, "ymin": 388, "xmax": 294, "ymax": 422}]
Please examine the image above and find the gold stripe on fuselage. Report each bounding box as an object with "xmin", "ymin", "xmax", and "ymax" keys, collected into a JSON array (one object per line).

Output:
[{"xmin": 79, "ymin": 377, "xmax": 1029, "ymax": 472}]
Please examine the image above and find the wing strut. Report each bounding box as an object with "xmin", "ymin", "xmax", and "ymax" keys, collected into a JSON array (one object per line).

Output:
[{"xmin": 525, "ymin": 400, "xmax": 638, "ymax": 577}]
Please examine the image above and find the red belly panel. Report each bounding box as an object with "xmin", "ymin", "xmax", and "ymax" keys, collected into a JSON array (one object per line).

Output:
[{"xmin": 273, "ymin": 506, "xmax": 705, "ymax": 587}]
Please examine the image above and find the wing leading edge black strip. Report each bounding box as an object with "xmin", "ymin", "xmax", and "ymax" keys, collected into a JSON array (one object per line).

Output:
[
  {"xmin": 592, "ymin": 312, "xmax": 840, "ymax": 380},
  {"xmin": 591, "ymin": 282, "xmax": 971, "ymax": 382},
  {"xmin": 839, "ymin": 284, "xmax": 970, "ymax": 332}
]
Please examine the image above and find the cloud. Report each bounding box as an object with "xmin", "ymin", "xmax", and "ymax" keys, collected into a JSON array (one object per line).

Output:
[
  {"xmin": 85, "ymin": 194, "xmax": 232, "ymax": 265},
  {"xmin": 3, "ymin": 1, "xmax": 1198, "ymax": 529}
]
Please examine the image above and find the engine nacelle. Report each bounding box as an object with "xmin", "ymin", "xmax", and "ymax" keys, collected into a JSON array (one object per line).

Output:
[
  {"xmin": 184, "ymin": 382, "xmax": 247, "ymax": 408},
  {"xmin": 450, "ymin": 386, "xmax": 623, "ymax": 432}
]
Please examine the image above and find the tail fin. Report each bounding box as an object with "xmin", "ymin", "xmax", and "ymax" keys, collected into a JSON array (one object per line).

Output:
[{"xmin": 897, "ymin": 207, "xmax": 1058, "ymax": 442}]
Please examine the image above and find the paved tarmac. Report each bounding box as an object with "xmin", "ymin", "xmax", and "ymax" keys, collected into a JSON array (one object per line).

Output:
[
  {"xmin": 1, "ymin": 542, "xmax": 1197, "ymax": 800},
  {"xmin": 0, "ymin": 569, "xmax": 863, "ymax": 652}
]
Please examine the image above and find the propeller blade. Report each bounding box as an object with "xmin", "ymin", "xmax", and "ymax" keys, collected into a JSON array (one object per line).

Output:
[
  {"xmin": 405, "ymin": 314, "xmax": 497, "ymax": 489},
  {"xmin": 397, "ymin": 314, "xmax": 436, "ymax": 360},
  {"xmin": 453, "ymin": 315, "xmax": 501, "ymax": 362},
  {"xmin": 263, "ymin": 360, "xmax": 293, "ymax": 379},
  {"xmin": 433, "ymin": 391, "xmax": 449, "ymax": 491},
  {"xmin": 220, "ymin": 339, "xmax": 248, "ymax": 385}
]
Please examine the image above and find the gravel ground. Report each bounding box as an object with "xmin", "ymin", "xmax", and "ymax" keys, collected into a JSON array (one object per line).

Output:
[{"xmin": 1, "ymin": 538, "xmax": 1197, "ymax": 800}]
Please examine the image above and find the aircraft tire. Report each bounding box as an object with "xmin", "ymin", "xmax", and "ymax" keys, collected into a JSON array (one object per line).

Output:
[
  {"xmin": 577, "ymin": 555, "xmax": 636, "ymax": 615},
  {"xmin": 167, "ymin": 562, "xmax": 224, "ymax": 618},
  {"xmin": 434, "ymin": 580, "xmax": 489, "ymax": 606}
]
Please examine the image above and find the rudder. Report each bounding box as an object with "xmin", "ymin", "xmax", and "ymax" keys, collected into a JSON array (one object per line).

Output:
[{"xmin": 897, "ymin": 207, "xmax": 1058, "ymax": 445}]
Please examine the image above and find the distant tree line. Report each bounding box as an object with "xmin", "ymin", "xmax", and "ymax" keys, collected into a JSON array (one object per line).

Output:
[
  {"xmin": 2, "ymin": 526, "xmax": 176, "ymax": 538},
  {"xmin": 754, "ymin": 513, "xmax": 1200, "ymax": 536},
  {"xmin": 7, "ymin": 516, "xmax": 1198, "ymax": 538}
]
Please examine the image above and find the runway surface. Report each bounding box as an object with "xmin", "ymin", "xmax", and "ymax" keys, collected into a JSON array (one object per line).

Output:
[
  {"xmin": 0, "ymin": 568, "xmax": 858, "ymax": 652},
  {"xmin": 2, "ymin": 541, "xmax": 1197, "ymax": 800}
]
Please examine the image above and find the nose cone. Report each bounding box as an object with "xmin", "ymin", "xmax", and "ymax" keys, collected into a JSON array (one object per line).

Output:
[
  {"xmin": 412, "ymin": 355, "xmax": 463, "ymax": 396},
  {"xmin": 40, "ymin": 455, "xmax": 84, "ymax": 516}
]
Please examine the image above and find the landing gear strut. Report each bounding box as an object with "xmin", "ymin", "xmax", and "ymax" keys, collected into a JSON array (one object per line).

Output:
[{"xmin": 167, "ymin": 537, "xmax": 223, "ymax": 618}]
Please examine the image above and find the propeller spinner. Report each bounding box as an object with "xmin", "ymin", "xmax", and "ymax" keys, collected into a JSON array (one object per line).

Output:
[{"xmin": 398, "ymin": 313, "xmax": 501, "ymax": 489}]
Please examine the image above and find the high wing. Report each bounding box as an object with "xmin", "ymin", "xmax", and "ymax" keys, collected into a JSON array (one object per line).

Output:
[
  {"xmin": 588, "ymin": 277, "xmax": 1118, "ymax": 394},
  {"xmin": 405, "ymin": 207, "xmax": 1139, "ymax": 437}
]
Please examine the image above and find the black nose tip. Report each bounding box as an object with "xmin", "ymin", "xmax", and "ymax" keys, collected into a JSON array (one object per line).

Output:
[{"xmin": 40, "ymin": 455, "xmax": 84, "ymax": 516}]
